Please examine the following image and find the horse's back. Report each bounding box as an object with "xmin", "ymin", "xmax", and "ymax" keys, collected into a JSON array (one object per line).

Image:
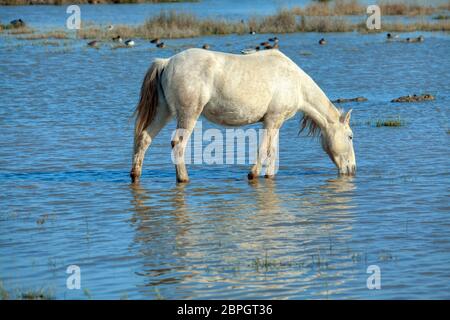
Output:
[{"xmin": 161, "ymin": 49, "xmax": 301, "ymax": 126}]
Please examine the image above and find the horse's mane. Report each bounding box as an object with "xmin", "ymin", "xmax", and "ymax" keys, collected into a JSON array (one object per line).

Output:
[
  {"xmin": 299, "ymin": 114, "xmax": 322, "ymax": 137},
  {"xmin": 299, "ymin": 108, "xmax": 343, "ymax": 137}
]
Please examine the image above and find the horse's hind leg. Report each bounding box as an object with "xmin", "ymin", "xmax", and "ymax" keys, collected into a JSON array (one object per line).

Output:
[
  {"xmin": 264, "ymin": 128, "xmax": 280, "ymax": 179},
  {"xmin": 131, "ymin": 104, "xmax": 172, "ymax": 183},
  {"xmin": 171, "ymin": 112, "xmax": 202, "ymax": 183}
]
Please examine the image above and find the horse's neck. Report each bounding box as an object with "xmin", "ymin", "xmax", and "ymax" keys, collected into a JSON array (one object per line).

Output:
[{"xmin": 297, "ymin": 72, "xmax": 340, "ymax": 128}]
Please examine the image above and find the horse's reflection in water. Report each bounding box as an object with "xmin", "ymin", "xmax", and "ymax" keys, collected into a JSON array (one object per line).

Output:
[
  {"xmin": 129, "ymin": 176, "xmax": 357, "ymax": 299},
  {"xmin": 129, "ymin": 183, "xmax": 197, "ymax": 295}
]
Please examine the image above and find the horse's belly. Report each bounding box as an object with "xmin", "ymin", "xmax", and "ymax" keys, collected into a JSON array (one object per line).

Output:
[{"xmin": 202, "ymin": 99, "xmax": 267, "ymax": 126}]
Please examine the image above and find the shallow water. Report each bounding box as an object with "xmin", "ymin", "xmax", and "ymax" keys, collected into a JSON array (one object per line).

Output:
[{"xmin": 0, "ymin": 4, "xmax": 450, "ymax": 299}]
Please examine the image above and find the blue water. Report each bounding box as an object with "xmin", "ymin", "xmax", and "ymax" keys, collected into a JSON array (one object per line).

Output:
[{"xmin": 0, "ymin": 2, "xmax": 449, "ymax": 300}]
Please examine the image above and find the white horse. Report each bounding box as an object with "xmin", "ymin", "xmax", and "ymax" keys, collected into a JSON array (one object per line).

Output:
[{"xmin": 131, "ymin": 48, "xmax": 356, "ymax": 183}]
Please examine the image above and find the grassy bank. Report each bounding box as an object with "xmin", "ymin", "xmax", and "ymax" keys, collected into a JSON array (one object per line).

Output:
[
  {"xmin": 291, "ymin": 0, "xmax": 449, "ymax": 17},
  {"xmin": 2, "ymin": 8, "xmax": 449, "ymax": 40},
  {"xmin": 76, "ymin": 10, "xmax": 450, "ymax": 39}
]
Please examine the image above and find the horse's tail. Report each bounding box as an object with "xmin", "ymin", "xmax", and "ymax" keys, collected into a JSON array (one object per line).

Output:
[{"xmin": 133, "ymin": 58, "xmax": 169, "ymax": 142}]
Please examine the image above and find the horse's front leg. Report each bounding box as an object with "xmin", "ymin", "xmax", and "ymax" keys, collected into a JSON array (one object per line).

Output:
[
  {"xmin": 248, "ymin": 122, "xmax": 281, "ymax": 180},
  {"xmin": 248, "ymin": 128, "xmax": 270, "ymax": 180}
]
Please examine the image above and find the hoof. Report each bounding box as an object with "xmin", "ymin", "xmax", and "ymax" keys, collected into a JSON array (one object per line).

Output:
[
  {"xmin": 176, "ymin": 177, "xmax": 189, "ymax": 184},
  {"xmin": 130, "ymin": 170, "xmax": 140, "ymax": 184},
  {"xmin": 264, "ymin": 174, "xmax": 275, "ymax": 179},
  {"xmin": 247, "ymin": 172, "xmax": 258, "ymax": 180}
]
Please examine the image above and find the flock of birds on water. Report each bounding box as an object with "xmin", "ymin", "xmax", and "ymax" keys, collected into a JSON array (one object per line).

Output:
[
  {"xmin": 86, "ymin": 25, "xmax": 426, "ymax": 52},
  {"xmin": 87, "ymin": 28, "xmax": 426, "ymax": 53},
  {"xmin": 9, "ymin": 20, "xmax": 424, "ymax": 52}
]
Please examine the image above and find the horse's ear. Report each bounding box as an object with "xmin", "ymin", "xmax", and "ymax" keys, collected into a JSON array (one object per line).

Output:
[{"xmin": 340, "ymin": 109, "xmax": 352, "ymax": 124}]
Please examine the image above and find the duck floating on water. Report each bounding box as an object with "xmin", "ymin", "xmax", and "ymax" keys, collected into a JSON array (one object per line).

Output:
[
  {"xmin": 386, "ymin": 33, "xmax": 399, "ymax": 40},
  {"xmin": 268, "ymin": 37, "xmax": 279, "ymax": 43},
  {"xmin": 87, "ymin": 40, "xmax": 99, "ymax": 47},
  {"xmin": 241, "ymin": 46, "xmax": 260, "ymax": 54},
  {"xmin": 112, "ymin": 35, "xmax": 122, "ymax": 42},
  {"xmin": 156, "ymin": 42, "xmax": 166, "ymax": 48},
  {"xmin": 10, "ymin": 19, "xmax": 25, "ymax": 28},
  {"xmin": 263, "ymin": 42, "xmax": 279, "ymax": 50},
  {"xmin": 319, "ymin": 38, "xmax": 326, "ymax": 45},
  {"xmin": 405, "ymin": 36, "xmax": 424, "ymax": 43},
  {"xmin": 202, "ymin": 44, "xmax": 210, "ymax": 50},
  {"xmin": 150, "ymin": 38, "xmax": 160, "ymax": 44},
  {"xmin": 124, "ymin": 39, "xmax": 135, "ymax": 47}
]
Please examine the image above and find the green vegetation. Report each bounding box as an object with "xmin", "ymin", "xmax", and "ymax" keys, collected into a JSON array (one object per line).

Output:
[
  {"xmin": 83, "ymin": 288, "xmax": 92, "ymax": 299},
  {"xmin": 0, "ymin": 280, "xmax": 55, "ymax": 300},
  {"xmin": 20, "ymin": 289, "xmax": 54, "ymax": 300},
  {"xmin": 375, "ymin": 118, "xmax": 404, "ymax": 127},
  {"xmin": 433, "ymin": 14, "xmax": 450, "ymax": 20},
  {"xmin": 0, "ymin": 281, "xmax": 9, "ymax": 300},
  {"xmin": 351, "ymin": 118, "xmax": 405, "ymax": 127}
]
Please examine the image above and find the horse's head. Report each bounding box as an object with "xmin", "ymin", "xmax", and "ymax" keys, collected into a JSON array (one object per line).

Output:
[{"xmin": 321, "ymin": 109, "xmax": 356, "ymax": 176}]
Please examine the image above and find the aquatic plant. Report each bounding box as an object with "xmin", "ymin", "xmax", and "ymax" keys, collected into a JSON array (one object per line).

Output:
[
  {"xmin": 17, "ymin": 31, "xmax": 68, "ymax": 40},
  {"xmin": 375, "ymin": 118, "xmax": 404, "ymax": 127},
  {"xmin": 0, "ymin": 281, "xmax": 9, "ymax": 300},
  {"xmin": 19, "ymin": 289, "xmax": 54, "ymax": 300},
  {"xmin": 433, "ymin": 15, "xmax": 450, "ymax": 20}
]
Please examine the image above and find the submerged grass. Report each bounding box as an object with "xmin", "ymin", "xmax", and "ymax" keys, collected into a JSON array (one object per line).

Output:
[
  {"xmin": 375, "ymin": 118, "xmax": 405, "ymax": 127},
  {"xmin": 3, "ymin": 26, "xmax": 35, "ymax": 35},
  {"xmin": 0, "ymin": 279, "xmax": 54, "ymax": 300},
  {"xmin": 17, "ymin": 31, "xmax": 69, "ymax": 40},
  {"xmin": 351, "ymin": 117, "xmax": 405, "ymax": 127},
  {"xmin": 20, "ymin": 289, "xmax": 54, "ymax": 300},
  {"xmin": 0, "ymin": 281, "xmax": 9, "ymax": 300}
]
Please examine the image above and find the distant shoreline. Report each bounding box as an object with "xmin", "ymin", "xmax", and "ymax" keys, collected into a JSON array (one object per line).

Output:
[{"xmin": 2, "ymin": 9, "xmax": 449, "ymax": 41}]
